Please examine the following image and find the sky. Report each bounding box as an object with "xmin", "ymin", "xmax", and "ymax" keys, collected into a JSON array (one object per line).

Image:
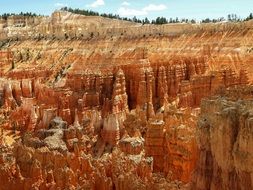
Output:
[{"xmin": 0, "ymin": 0, "xmax": 252, "ymax": 20}]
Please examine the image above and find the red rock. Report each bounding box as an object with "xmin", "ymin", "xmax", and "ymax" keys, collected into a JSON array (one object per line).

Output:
[
  {"xmin": 0, "ymin": 11, "xmax": 252, "ymax": 190},
  {"xmin": 101, "ymin": 114, "xmax": 120, "ymax": 146},
  {"xmin": 119, "ymin": 137, "xmax": 144, "ymax": 155},
  {"xmin": 39, "ymin": 108, "xmax": 57, "ymax": 129},
  {"xmin": 192, "ymin": 96, "xmax": 253, "ymax": 190},
  {"xmin": 21, "ymin": 79, "xmax": 33, "ymax": 98},
  {"xmin": 145, "ymin": 120, "xmax": 165, "ymax": 172}
]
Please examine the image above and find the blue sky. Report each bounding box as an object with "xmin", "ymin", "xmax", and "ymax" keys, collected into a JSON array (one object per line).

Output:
[{"xmin": 0, "ymin": 0, "xmax": 252, "ymax": 20}]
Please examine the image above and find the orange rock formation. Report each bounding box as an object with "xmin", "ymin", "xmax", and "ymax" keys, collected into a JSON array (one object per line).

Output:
[
  {"xmin": 0, "ymin": 11, "xmax": 252, "ymax": 190},
  {"xmin": 192, "ymin": 94, "xmax": 253, "ymax": 190}
]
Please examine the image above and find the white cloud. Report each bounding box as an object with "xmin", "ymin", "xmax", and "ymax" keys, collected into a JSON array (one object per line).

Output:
[
  {"xmin": 118, "ymin": 7, "xmax": 146, "ymax": 16},
  {"xmin": 118, "ymin": 3, "xmax": 167, "ymax": 17},
  {"xmin": 122, "ymin": 1, "xmax": 130, "ymax": 6},
  {"xmin": 143, "ymin": 4, "xmax": 167, "ymax": 12},
  {"xmin": 54, "ymin": 3, "xmax": 68, "ymax": 7},
  {"xmin": 87, "ymin": 0, "xmax": 105, "ymax": 8}
]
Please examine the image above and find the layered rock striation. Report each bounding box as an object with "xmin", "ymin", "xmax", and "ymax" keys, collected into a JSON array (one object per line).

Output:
[
  {"xmin": 0, "ymin": 10, "xmax": 252, "ymax": 190},
  {"xmin": 192, "ymin": 97, "xmax": 253, "ymax": 190}
]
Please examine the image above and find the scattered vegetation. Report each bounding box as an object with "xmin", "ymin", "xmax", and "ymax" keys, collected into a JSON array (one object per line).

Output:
[
  {"xmin": 61, "ymin": 7, "xmax": 253, "ymax": 25},
  {"xmin": 0, "ymin": 12, "xmax": 39, "ymax": 20},
  {"xmin": 245, "ymin": 13, "xmax": 253, "ymax": 21},
  {"xmin": 61, "ymin": 7, "xmax": 192, "ymax": 24},
  {"xmin": 1, "ymin": 7, "xmax": 252, "ymax": 25}
]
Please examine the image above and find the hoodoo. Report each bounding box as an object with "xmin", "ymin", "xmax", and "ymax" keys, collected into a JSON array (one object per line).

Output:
[{"xmin": 0, "ymin": 6, "xmax": 253, "ymax": 190}]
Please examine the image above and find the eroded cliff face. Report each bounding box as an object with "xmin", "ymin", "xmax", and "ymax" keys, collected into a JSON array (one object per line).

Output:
[
  {"xmin": 0, "ymin": 109, "xmax": 194, "ymax": 190},
  {"xmin": 0, "ymin": 11, "xmax": 253, "ymax": 190},
  {"xmin": 2, "ymin": 10, "xmax": 252, "ymax": 40},
  {"xmin": 192, "ymin": 97, "xmax": 253, "ymax": 190}
]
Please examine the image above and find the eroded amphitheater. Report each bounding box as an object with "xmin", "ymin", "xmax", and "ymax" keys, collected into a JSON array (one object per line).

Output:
[{"xmin": 0, "ymin": 10, "xmax": 252, "ymax": 190}]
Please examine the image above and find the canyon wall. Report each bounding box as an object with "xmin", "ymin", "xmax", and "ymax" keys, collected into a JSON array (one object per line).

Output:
[
  {"xmin": 1, "ymin": 11, "xmax": 253, "ymax": 40},
  {"xmin": 0, "ymin": 11, "xmax": 252, "ymax": 190},
  {"xmin": 192, "ymin": 96, "xmax": 253, "ymax": 190}
]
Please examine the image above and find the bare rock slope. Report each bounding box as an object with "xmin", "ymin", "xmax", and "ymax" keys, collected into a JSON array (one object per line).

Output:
[
  {"xmin": 0, "ymin": 11, "xmax": 252, "ymax": 190},
  {"xmin": 192, "ymin": 97, "xmax": 253, "ymax": 190}
]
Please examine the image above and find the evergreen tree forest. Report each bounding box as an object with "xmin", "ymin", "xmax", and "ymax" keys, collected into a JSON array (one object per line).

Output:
[{"xmin": 1, "ymin": 7, "xmax": 252, "ymax": 25}]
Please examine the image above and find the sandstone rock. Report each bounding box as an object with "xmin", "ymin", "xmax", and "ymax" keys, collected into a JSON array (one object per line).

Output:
[
  {"xmin": 3, "ymin": 82, "xmax": 17, "ymax": 110},
  {"xmin": 157, "ymin": 66, "xmax": 168, "ymax": 108},
  {"xmin": 191, "ymin": 97, "xmax": 253, "ymax": 190},
  {"xmin": 145, "ymin": 120, "xmax": 165, "ymax": 172},
  {"xmin": 112, "ymin": 69, "xmax": 129, "ymax": 114},
  {"xmin": 119, "ymin": 137, "xmax": 144, "ymax": 155},
  {"xmin": 39, "ymin": 108, "xmax": 57, "ymax": 129},
  {"xmin": 0, "ymin": 11, "xmax": 252, "ymax": 190},
  {"xmin": 164, "ymin": 117, "xmax": 197, "ymax": 182},
  {"xmin": 102, "ymin": 114, "xmax": 120, "ymax": 146},
  {"xmin": 21, "ymin": 79, "xmax": 33, "ymax": 98}
]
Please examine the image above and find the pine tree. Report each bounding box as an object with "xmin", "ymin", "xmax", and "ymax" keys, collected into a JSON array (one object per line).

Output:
[{"xmin": 143, "ymin": 17, "xmax": 150, "ymax": 24}]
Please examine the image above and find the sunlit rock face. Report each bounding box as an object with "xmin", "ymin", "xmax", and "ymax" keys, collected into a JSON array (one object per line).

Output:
[
  {"xmin": 192, "ymin": 97, "xmax": 253, "ymax": 190},
  {"xmin": 0, "ymin": 11, "xmax": 252, "ymax": 190}
]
